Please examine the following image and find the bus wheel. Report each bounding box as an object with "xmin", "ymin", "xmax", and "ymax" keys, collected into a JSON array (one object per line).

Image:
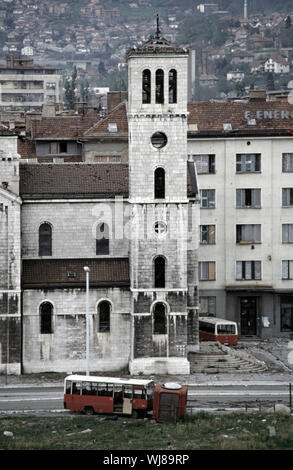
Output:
[{"xmin": 84, "ymin": 406, "xmax": 94, "ymax": 415}]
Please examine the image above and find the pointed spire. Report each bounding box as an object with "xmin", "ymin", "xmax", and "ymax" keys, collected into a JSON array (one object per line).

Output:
[{"xmin": 156, "ymin": 13, "xmax": 161, "ymax": 38}]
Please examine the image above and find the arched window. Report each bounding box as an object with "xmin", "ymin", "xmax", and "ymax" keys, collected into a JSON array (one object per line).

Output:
[
  {"xmin": 142, "ymin": 69, "xmax": 151, "ymax": 104},
  {"xmin": 40, "ymin": 302, "xmax": 53, "ymax": 334},
  {"xmin": 169, "ymin": 69, "xmax": 177, "ymax": 104},
  {"xmin": 96, "ymin": 223, "xmax": 109, "ymax": 255},
  {"xmin": 98, "ymin": 301, "xmax": 111, "ymax": 332},
  {"xmin": 39, "ymin": 223, "xmax": 52, "ymax": 256},
  {"xmin": 154, "ymin": 256, "xmax": 166, "ymax": 288},
  {"xmin": 154, "ymin": 167, "xmax": 165, "ymax": 199},
  {"xmin": 153, "ymin": 302, "xmax": 167, "ymax": 334},
  {"xmin": 155, "ymin": 69, "xmax": 164, "ymax": 104}
]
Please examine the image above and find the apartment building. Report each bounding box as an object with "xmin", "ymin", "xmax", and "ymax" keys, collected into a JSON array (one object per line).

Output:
[
  {"xmin": 0, "ymin": 57, "xmax": 62, "ymax": 111},
  {"xmin": 188, "ymin": 92, "xmax": 293, "ymax": 339}
]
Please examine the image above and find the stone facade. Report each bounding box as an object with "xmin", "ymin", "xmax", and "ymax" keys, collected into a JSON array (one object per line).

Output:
[
  {"xmin": 0, "ymin": 33, "xmax": 200, "ymax": 375},
  {"xmin": 0, "ymin": 135, "xmax": 22, "ymax": 374}
]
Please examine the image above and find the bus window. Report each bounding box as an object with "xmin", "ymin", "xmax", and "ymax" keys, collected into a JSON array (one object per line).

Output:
[
  {"xmin": 123, "ymin": 385, "xmax": 133, "ymax": 399},
  {"xmin": 199, "ymin": 321, "xmax": 215, "ymax": 334},
  {"xmin": 72, "ymin": 381, "xmax": 81, "ymax": 395},
  {"xmin": 147, "ymin": 383, "xmax": 155, "ymax": 399},
  {"xmin": 91, "ymin": 383, "xmax": 98, "ymax": 395},
  {"xmin": 82, "ymin": 382, "xmax": 92, "ymax": 395},
  {"xmin": 98, "ymin": 383, "xmax": 108, "ymax": 396},
  {"xmin": 133, "ymin": 386, "xmax": 146, "ymax": 399},
  {"xmin": 65, "ymin": 381, "xmax": 72, "ymax": 394},
  {"xmin": 106, "ymin": 384, "xmax": 113, "ymax": 397},
  {"xmin": 217, "ymin": 324, "xmax": 236, "ymax": 335}
]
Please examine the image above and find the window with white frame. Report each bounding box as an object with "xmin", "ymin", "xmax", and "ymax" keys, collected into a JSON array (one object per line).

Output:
[
  {"xmin": 236, "ymin": 188, "xmax": 261, "ymax": 208},
  {"xmin": 282, "ymin": 153, "xmax": 293, "ymax": 172},
  {"xmin": 236, "ymin": 154, "xmax": 261, "ymax": 173},
  {"xmin": 200, "ymin": 189, "xmax": 215, "ymax": 208},
  {"xmin": 236, "ymin": 260, "xmax": 261, "ymax": 280},
  {"xmin": 282, "ymin": 260, "xmax": 293, "ymax": 280},
  {"xmin": 199, "ymin": 261, "xmax": 216, "ymax": 281},
  {"xmin": 282, "ymin": 188, "xmax": 293, "ymax": 207},
  {"xmin": 282, "ymin": 224, "xmax": 293, "ymax": 243},
  {"xmin": 236, "ymin": 224, "xmax": 261, "ymax": 244}
]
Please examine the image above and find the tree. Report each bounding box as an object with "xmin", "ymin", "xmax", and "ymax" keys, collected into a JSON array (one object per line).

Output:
[{"xmin": 64, "ymin": 66, "xmax": 77, "ymax": 110}]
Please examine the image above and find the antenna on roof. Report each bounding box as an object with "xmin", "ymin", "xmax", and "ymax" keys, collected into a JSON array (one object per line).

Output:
[{"xmin": 156, "ymin": 13, "xmax": 161, "ymax": 38}]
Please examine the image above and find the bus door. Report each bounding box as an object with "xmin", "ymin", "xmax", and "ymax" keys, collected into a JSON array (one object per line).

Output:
[
  {"xmin": 122, "ymin": 384, "xmax": 133, "ymax": 415},
  {"xmin": 113, "ymin": 384, "xmax": 123, "ymax": 412}
]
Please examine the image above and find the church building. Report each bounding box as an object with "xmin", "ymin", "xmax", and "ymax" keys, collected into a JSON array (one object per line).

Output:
[{"xmin": 0, "ymin": 30, "xmax": 200, "ymax": 375}]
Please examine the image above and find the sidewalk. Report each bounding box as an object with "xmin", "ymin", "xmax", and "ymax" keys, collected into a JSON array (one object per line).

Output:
[{"xmin": 1, "ymin": 338, "xmax": 292, "ymax": 388}]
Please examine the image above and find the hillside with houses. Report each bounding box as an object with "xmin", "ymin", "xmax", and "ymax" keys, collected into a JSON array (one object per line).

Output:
[{"xmin": 0, "ymin": 0, "xmax": 293, "ymax": 103}]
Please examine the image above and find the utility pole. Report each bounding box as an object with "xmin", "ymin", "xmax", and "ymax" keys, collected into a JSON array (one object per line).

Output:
[{"xmin": 84, "ymin": 266, "xmax": 90, "ymax": 376}]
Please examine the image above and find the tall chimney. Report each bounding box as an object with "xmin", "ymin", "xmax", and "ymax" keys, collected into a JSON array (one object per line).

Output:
[{"xmin": 244, "ymin": 0, "xmax": 248, "ymax": 19}]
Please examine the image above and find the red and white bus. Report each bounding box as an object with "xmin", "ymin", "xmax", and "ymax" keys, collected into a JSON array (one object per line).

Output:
[
  {"xmin": 199, "ymin": 317, "xmax": 238, "ymax": 346},
  {"xmin": 64, "ymin": 375, "xmax": 188, "ymax": 422},
  {"xmin": 64, "ymin": 375, "xmax": 155, "ymax": 418}
]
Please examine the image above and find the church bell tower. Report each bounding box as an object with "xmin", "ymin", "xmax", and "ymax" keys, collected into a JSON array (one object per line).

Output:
[{"xmin": 127, "ymin": 17, "xmax": 199, "ymax": 375}]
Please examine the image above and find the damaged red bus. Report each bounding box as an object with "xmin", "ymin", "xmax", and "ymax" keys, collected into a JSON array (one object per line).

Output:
[
  {"xmin": 64, "ymin": 375, "xmax": 154, "ymax": 418},
  {"xmin": 64, "ymin": 375, "xmax": 188, "ymax": 422}
]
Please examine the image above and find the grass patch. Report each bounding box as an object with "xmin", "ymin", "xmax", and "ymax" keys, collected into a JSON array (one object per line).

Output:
[{"xmin": 0, "ymin": 412, "xmax": 293, "ymax": 450}]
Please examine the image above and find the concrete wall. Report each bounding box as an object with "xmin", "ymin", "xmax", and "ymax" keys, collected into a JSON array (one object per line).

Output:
[
  {"xmin": 21, "ymin": 200, "xmax": 130, "ymax": 259},
  {"xmin": 189, "ymin": 135, "xmax": 293, "ymax": 336},
  {"xmin": 22, "ymin": 287, "xmax": 131, "ymax": 373},
  {"xmin": 0, "ymin": 136, "xmax": 21, "ymax": 374}
]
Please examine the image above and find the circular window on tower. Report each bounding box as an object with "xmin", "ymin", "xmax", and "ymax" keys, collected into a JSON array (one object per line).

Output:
[
  {"xmin": 151, "ymin": 132, "xmax": 167, "ymax": 149},
  {"xmin": 154, "ymin": 221, "xmax": 167, "ymax": 238}
]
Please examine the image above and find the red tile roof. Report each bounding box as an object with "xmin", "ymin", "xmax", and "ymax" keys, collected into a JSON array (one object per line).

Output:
[
  {"xmin": 187, "ymin": 101, "xmax": 293, "ymax": 133},
  {"xmin": 22, "ymin": 258, "xmax": 130, "ymax": 288},
  {"xmin": 30, "ymin": 115, "xmax": 100, "ymax": 139},
  {"xmin": 84, "ymin": 101, "xmax": 128, "ymax": 137},
  {"xmin": 20, "ymin": 163, "xmax": 129, "ymax": 198},
  {"xmin": 19, "ymin": 162, "xmax": 196, "ymax": 198}
]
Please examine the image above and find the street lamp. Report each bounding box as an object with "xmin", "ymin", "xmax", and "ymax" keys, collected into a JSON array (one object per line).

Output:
[{"xmin": 83, "ymin": 266, "xmax": 90, "ymax": 376}]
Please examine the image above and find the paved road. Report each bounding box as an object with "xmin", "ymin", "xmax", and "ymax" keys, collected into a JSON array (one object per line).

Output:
[{"xmin": 0, "ymin": 383, "xmax": 291, "ymax": 414}]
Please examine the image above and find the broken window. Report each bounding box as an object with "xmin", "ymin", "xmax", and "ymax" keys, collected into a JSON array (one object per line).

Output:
[
  {"xmin": 200, "ymin": 189, "xmax": 215, "ymax": 208},
  {"xmin": 142, "ymin": 69, "xmax": 151, "ymax": 104},
  {"xmin": 199, "ymin": 261, "xmax": 216, "ymax": 281},
  {"xmin": 280, "ymin": 295, "xmax": 293, "ymax": 331},
  {"xmin": 282, "ymin": 188, "xmax": 293, "ymax": 207},
  {"xmin": 236, "ymin": 224, "xmax": 261, "ymax": 244},
  {"xmin": 282, "ymin": 260, "xmax": 293, "ymax": 280},
  {"xmin": 236, "ymin": 261, "xmax": 261, "ymax": 280},
  {"xmin": 155, "ymin": 69, "xmax": 164, "ymax": 104},
  {"xmin": 151, "ymin": 132, "xmax": 167, "ymax": 149},
  {"xmin": 168, "ymin": 69, "xmax": 177, "ymax": 104},
  {"xmin": 154, "ymin": 167, "xmax": 165, "ymax": 199},
  {"xmin": 39, "ymin": 222, "xmax": 52, "ymax": 256},
  {"xmin": 154, "ymin": 256, "xmax": 166, "ymax": 288},
  {"xmin": 96, "ymin": 223, "xmax": 109, "ymax": 255},
  {"xmin": 200, "ymin": 225, "xmax": 215, "ymax": 244},
  {"xmin": 282, "ymin": 224, "xmax": 293, "ymax": 243},
  {"xmin": 40, "ymin": 302, "xmax": 53, "ymax": 334},
  {"xmin": 282, "ymin": 153, "xmax": 293, "ymax": 172},
  {"xmin": 98, "ymin": 301, "xmax": 111, "ymax": 332},
  {"xmin": 199, "ymin": 296, "xmax": 216, "ymax": 316},
  {"xmin": 236, "ymin": 154, "xmax": 261, "ymax": 172},
  {"xmin": 191, "ymin": 154, "xmax": 215, "ymax": 174},
  {"xmin": 153, "ymin": 302, "xmax": 167, "ymax": 334},
  {"xmin": 59, "ymin": 142, "xmax": 67, "ymax": 153},
  {"xmin": 236, "ymin": 188, "xmax": 261, "ymax": 208}
]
